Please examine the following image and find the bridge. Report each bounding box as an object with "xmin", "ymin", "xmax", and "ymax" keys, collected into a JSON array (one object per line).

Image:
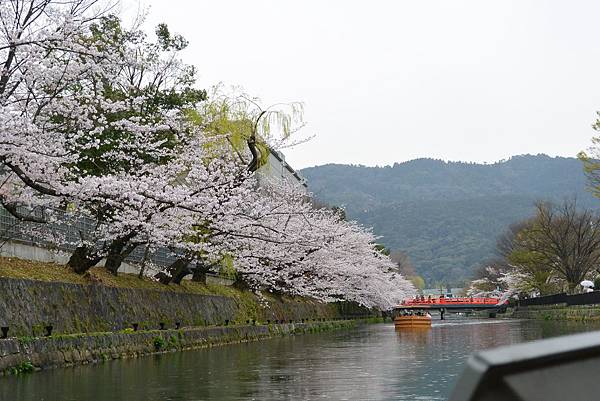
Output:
[{"xmin": 395, "ymin": 297, "xmax": 507, "ymax": 319}]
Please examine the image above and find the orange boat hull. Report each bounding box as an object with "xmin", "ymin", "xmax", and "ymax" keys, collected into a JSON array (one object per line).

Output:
[{"xmin": 394, "ymin": 315, "xmax": 432, "ymax": 329}]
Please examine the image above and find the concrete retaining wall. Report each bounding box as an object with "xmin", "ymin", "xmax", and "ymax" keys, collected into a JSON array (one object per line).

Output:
[{"xmin": 205, "ymin": 273, "xmax": 235, "ymax": 286}]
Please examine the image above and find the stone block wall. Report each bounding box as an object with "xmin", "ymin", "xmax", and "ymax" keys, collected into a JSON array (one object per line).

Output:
[
  {"xmin": 0, "ymin": 321, "xmax": 357, "ymax": 374},
  {"xmin": 0, "ymin": 278, "xmax": 353, "ymax": 337}
]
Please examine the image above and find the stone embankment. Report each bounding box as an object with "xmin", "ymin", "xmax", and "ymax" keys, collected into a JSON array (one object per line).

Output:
[
  {"xmin": 0, "ymin": 277, "xmax": 367, "ymax": 337},
  {"xmin": 0, "ymin": 320, "xmax": 357, "ymax": 375},
  {"xmin": 0, "ymin": 277, "xmax": 376, "ymax": 374}
]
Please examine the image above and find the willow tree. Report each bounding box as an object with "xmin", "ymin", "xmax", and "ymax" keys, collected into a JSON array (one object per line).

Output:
[
  {"xmin": 156, "ymin": 90, "xmax": 308, "ymax": 285},
  {"xmin": 191, "ymin": 87, "xmax": 307, "ymax": 172}
]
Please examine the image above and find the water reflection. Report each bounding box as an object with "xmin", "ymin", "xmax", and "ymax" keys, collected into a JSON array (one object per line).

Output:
[
  {"xmin": 3, "ymin": 319, "xmax": 600, "ymax": 401},
  {"xmin": 395, "ymin": 328, "xmax": 430, "ymax": 344}
]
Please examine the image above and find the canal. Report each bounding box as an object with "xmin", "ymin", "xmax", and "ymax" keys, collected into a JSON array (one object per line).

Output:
[{"xmin": 3, "ymin": 318, "xmax": 600, "ymax": 401}]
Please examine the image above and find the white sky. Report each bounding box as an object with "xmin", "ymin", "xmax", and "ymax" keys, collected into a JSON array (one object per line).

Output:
[{"xmin": 125, "ymin": 0, "xmax": 600, "ymax": 169}]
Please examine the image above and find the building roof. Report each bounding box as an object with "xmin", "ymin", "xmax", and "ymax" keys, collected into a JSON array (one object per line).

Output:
[{"xmin": 268, "ymin": 147, "xmax": 307, "ymax": 187}]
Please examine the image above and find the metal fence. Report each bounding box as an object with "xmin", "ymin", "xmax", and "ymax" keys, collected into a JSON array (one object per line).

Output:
[
  {"xmin": 518, "ymin": 291, "xmax": 600, "ymax": 307},
  {"xmin": 518, "ymin": 293, "xmax": 568, "ymax": 307},
  {"xmin": 565, "ymin": 291, "xmax": 600, "ymax": 306},
  {"xmin": 0, "ymin": 206, "xmax": 177, "ymax": 270}
]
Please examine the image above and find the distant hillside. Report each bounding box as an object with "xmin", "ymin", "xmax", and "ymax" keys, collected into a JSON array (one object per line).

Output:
[{"xmin": 301, "ymin": 154, "xmax": 598, "ymax": 285}]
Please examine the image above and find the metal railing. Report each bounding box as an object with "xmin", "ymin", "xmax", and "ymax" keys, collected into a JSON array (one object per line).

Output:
[
  {"xmin": 401, "ymin": 297, "xmax": 501, "ymax": 306},
  {"xmin": 517, "ymin": 291, "xmax": 600, "ymax": 307},
  {"xmin": 0, "ymin": 206, "xmax": 177, "ymax": 269}
]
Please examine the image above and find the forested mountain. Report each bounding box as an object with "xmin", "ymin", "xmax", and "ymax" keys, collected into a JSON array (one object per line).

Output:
[{"xmin": 301, "ymin": 155, "xmax": 598, "ymax": 286}]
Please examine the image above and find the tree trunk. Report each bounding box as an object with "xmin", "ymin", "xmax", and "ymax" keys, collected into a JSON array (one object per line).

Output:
[
  {"xmin": 104, "ymin": 236, "xmax": 138, "ymax": 276},
  {"xmin": 67, "ymin": 245, "xmax": 103, "ymax": 274},
  {"xmin": 155, "ymin": 258, "xmax": 191, "ymax": 285},
  {"xmin": 171, "ymin": 259, "xmax": 192, "ymax": 284},
  {"xmin": 191, "ymin": 261, "xmax": 212, "ymax": 284},
  {"xmin": 138, "ymin": 246, "xmax": 150, "ymax": 279},
  {"xmin": 104, "ymin": 251, "xmax": 126, "ymax": 276},
  {"xmin": 232, "ymin": 276, "xmax": 249, "ymax": 290}
]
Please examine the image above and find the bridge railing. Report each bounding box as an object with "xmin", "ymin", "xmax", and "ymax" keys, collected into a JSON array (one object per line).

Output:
[{"xmin": 401, "ymin": 297, "xmax": 501, "ymax": 306}]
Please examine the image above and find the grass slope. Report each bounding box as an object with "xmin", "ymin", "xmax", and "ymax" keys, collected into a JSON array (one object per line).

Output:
[{"xmin": 0, "ymin": 256, "xmax": 243, "ymax": 297}]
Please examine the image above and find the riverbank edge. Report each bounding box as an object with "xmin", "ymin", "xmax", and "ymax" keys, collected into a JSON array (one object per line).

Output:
[
  {"xmin": 0, "ymin": 319, "xmax": 370, "ymax": 376},
  {"xmin": 505, "ymin": 304, "xmax": 600, "ymax": 321}
]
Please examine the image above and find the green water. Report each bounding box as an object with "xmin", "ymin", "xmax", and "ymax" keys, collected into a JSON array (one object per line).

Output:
[{"xmin": 3, "ymin": 318, "xmax": 600, "ymax": 401}]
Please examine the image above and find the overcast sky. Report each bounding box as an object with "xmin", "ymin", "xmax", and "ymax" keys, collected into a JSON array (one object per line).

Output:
[{"xmin": 126, "ymin": 0, "xmax": 600, "ymax": 169}]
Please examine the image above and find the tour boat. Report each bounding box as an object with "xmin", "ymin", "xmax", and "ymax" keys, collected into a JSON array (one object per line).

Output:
[{"xmin": 394, "ymin": 313, "xmax": 432, "ymax": 329}]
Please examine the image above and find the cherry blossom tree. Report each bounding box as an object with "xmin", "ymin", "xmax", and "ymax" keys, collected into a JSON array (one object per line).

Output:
[
  {"xmin": 0, "ymin": 1, "xmax": 206, "ymax": 273},
  {"xmin": 0, "ymin": 2, "xmax": 415, "ymax": 309},
  {"xmin": 115, "ymin": 141, "xmax": 415, "ymax": 309},
  {"xmin": 0, "ymin": 0, "xmax": 110, "ymax": 217},
  {"xmin": 149, "ymin": 174, "xmax": 416, "ymax": 309}
]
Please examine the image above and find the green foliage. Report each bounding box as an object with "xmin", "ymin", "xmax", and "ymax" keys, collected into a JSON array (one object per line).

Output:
[
  {"xmin": 374, "ymin": 244, "xmax": 390, "ymax": 256},
  {"xmin": 505, "ymin": 239, "xmax": 561, "ymax": 295},
  {"xmin": 579, "ymin": 113, "xmax": 600, "ymax": 198},
  {"xmin": 7, "ymin": 361, "xmax": 34, "ymax": 375},
  {"xmin": 192, "ymin": 95, "xmax": 272, "ymax": 170},
  {"xmin": 168, "ymin": 335, "xmax": 178, "ymax": 347},
  {"xmin": 410, "ymin": 276, "xmax": 426, "ymax": 290},
  {"xmin": 469, "ymin": 277, "xmax": 497, "ymax": 293},
  {"xmin": 219, "ymin": 254, "xmax": 237, "ymax": 279},
  {"xmin": 18, "ymin": 336, "xmax": 35, "ymax": 345},
  {"xmin": 508, "ymin": 248, "xmax": 542, "ymax": 266},
  {"xmin": 62, "ymin": 17, "xmax": 207, "ymax": 179},
  {"xmin": 153, "ymin": 336, "xmax": 165, "ymax": 350},
  {"xmin": 193, "ymin": 89, "xmax": 305, "ymax": 171},
  {"xmin": 155, "ymin": 23, "xmax": 188, "ymax": 50},
  {"xmin": 331, "ymin": 206, "xmax": 347, "ymax": 221},
  {"xmin": 302, "ymin": 155, "xmax": 598, "ymax": 285}
]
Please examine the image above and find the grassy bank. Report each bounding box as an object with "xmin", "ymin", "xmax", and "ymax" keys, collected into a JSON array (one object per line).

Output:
[
  {"xmin": 0, "ymin": 256, "xmax": 331, "ymax": 323},
  {"xmin": 0, "ymin": 256, "xmax": 241, "ymax": 296}
]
